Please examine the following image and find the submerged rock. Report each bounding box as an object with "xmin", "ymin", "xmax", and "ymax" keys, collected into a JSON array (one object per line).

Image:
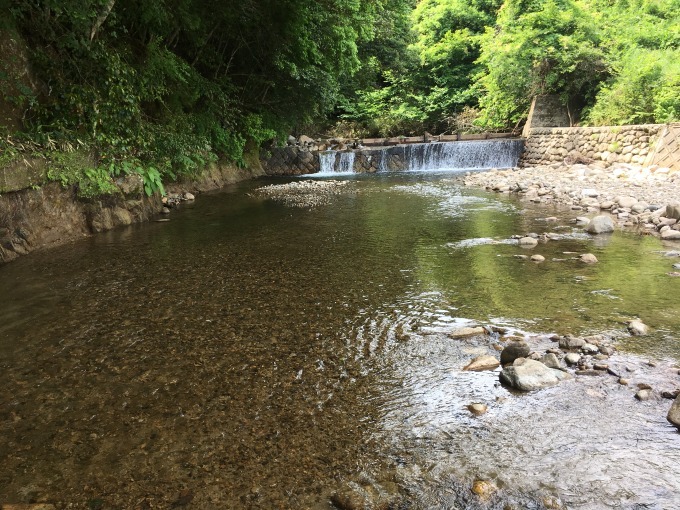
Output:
[
  {"xmin": 499, "ymin": 358, "xmax": 572, "ymax": 391},
  {"xmin": 448, "ymin": 326, "xmax": 487, "ymax": 338},
  {"xmin": 579, "ymin": 253, "xmax": 598, "ymax": 264},
  {"xmin": 463, "ymin": 355, "xmax": 500, "ymax": 372},
  {"xmin": 518, "ymin": 236, "xmax": 539, "ymax": 247},
  {"xmin": 627, "ymin": 320, "xmax": 649, "ymax": 336}
]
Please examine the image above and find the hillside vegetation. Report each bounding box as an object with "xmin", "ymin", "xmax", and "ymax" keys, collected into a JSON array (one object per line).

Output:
[{"xmin": 0, "ymin": 0, "xmax": 678, "ymax": 192}]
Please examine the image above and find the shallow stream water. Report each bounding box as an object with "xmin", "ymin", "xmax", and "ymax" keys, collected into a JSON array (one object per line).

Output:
[{"xmin": 1, "ymin": 171, "xmax": 680, "ymax": 509}]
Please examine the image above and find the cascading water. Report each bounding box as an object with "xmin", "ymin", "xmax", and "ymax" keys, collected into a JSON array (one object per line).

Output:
[
  {"xmin": 314, "ymin": 139, "xmax": 523, "ymax": 175},
  {"xmin": 403, "ymin": 139, "xmax": 524, "ymax": 171},
  {"xmin": 317, "ymin": 151, "xmax": 356, "ymax": 175}
]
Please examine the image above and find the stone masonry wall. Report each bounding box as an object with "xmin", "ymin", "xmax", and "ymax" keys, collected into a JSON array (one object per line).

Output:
[
  {"xmin": 521, "ymin": 124, "xmax": 665, "ymax": 167},
  {"xmin": 261, "ymin": 147, "xmax": 319, "ymax": 175}
]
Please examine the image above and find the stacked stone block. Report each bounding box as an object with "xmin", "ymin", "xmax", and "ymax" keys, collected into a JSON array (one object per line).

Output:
[{"xmin": 521, "ymin": 125, "xmax": 664, "ymax": 167}]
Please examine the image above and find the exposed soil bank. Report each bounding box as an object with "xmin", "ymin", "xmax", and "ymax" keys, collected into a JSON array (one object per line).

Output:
[{"xmin": 0, "ymin": 159, "xmax": 264, "ymax": 266}]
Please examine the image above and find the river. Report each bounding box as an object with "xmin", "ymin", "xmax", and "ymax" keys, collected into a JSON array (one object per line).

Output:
[{"xmin": 1, "ymin": 171, "xmax": 679, "ymax": 509}]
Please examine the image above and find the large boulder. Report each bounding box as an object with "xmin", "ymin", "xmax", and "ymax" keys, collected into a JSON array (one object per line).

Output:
[
  {"xmin": 668, "ymin": 394, "xmax": 680, "ymax": 429},
  {"xmin": 500, "ymin": 341, "xmax": 531, "ymax": 365},
  {"xmin": 585, "ymin": 215, "xmax": 615, "ymax": 234},
  {"xmin": 499, "ymin": 358, "xmax": 572, "ymax": 391}
]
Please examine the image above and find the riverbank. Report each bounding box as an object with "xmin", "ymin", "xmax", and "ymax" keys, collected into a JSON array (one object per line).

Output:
[
  {"xmin": 0, "ymin": 160, "xmax": 264, "ymax": 266},
  {"xmin": 463, "ymin": 160, "xmax": 680, "ymax": 238}
]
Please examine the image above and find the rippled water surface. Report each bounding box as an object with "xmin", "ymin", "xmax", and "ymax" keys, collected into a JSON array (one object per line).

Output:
[{"xmin": 2, "ymin": 171, "xmax": 680, "ymax": 509}]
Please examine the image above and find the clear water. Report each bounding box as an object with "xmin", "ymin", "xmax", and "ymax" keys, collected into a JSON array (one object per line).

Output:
[{"xmin": 1, "ymin": 171, "xmax": 680, "ymax": 509}]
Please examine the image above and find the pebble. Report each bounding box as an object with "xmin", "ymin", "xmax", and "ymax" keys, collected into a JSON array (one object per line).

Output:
[
  {"xmin": 471, "ymin": 479, "xmax": 496, "ymax": 499},
  {"xmin": 531, "ymin": 254, "xmax": 546, "ymax": 262},
  {"xmin": 579, "ymin": 253, "xmax": 598, "ymax": 264},
  {"xmin": 467, "ymin": 403, "xmax": 488, "ymax": 416},
  {"xmin": 636, "ymin": 389, "xmax": 654, "ymax": 401}
]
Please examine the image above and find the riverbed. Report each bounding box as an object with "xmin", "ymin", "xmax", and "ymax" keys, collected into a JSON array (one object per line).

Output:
[{"xmin": 1, "ymin": 171, "xmax": 680, "ymax": 509}]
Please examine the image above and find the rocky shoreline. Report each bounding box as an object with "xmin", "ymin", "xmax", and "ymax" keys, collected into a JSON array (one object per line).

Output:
[{"xmin": 463, "ymin": 161, "xmax": 680, "ymax": 239}]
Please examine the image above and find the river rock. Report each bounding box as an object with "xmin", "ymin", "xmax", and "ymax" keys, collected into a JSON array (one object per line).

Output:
[
  {"xmin": 575, "ymin": 216, "xmax": 590, "ymax": 226},
  {"xmin": 471, "ymin": 479, "xmax": 496, "ymax": 499},
  {"xmin": 184, "ymin": 192, "xmax": 195, "ymax": 200},
  {"xmin": 564, "ymin": 352, "xmax": 581, "ymax": 365},
  {"xmin": 585, "ymin": 215, "xmax": 614, "ymax": 234},
  {"xmin": 559, "ymin": 335, "xmax": 586, "ymax": 350},
  {"xmin": 448, "ymin": 326, "xmax": 487, "ymax": 338},
  {"xmin": 582, "ymin": 343, "xmax": 599, "ymax": 354},
  {"xmin": 467, "ymin": 403, "xmax": 488, "ymax": 416},
  {"xmin": 579, "ymin": 253, "xmax": 598, "ymax": 264},
  {"xmin": 666, "ymin": 203, "xmax": 680, "ymax": 220},
  {"xmin": 463, "ymin": 355, "xmax": 500, "ymax": 371},
  {"xmin": 668, "ymin": 395, "xmax": 680, "ymax": 429},
  {"xmin": 616, "ymin": 196, "xmax": 638, "ymax": 208},
  {"xmin": 661, "ymin": 229, "xmax": 680, "ymax": 240},
  {"xmin": 531, "ymin": 254, "xmax": 545, "ymax": 262},
  {"xmin": 500, "ymin": 341, "xmax": 531, "ymax": 365},
  {"xmin": 636, "ymin": 389, "xmax": 654, "ymax": 401},
  {"xmin": 541, "ymin": 352, "xmax": 561, "ymax": 369},
  {"xmin": 518, "ymin": 237, "xmax": 538, "ymax": 247},
  {"xmin": 499, "ymin": 358, "xmax": 572, "ymax": 391},
  {"xmin": 627, "ymin": 320, "xmax": 649, "ymax": 336}
]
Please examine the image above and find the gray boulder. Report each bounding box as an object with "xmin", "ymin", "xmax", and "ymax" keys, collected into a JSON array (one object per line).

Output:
[
  {"xmin": 661, "ymin": 229, "xmax": 680, "ymax": 240},
  {"xmin": 499, "ymin": 358, "xmax": 572, "ymax": 391},
  {"xmin": 559, "ymin": 335, "xmax": 586, "ymax": 350},
  {"xmin": 500, "ymin": 341, "xmax": 531, "ymax": 365},
  {"xmin": 668, "ymin": 395, "xmax": 680, "ymax": 429},
  {"xmin": 540, "ymin": 352, "xmax": 561, "ymax": 369},
  {"xmin": 518, "ymin": 237, "xmax": 538, "ymax": 247},
  {"xmin": 586, "ymin": 215, "xmax": 615, "ymax": 234},
  {"xmin": 666, "ymin": 203, "xmax": 680, "ymax": 220}
]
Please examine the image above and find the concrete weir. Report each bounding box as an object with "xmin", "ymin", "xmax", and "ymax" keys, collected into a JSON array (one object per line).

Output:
[{"xmin": 262, "ymin": 139, "xmax": 525, "ymax": 176}]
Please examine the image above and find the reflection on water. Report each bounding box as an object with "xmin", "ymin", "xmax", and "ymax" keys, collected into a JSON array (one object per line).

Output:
[{"xmin": 1, "ymin": 172, "xmax": 680, "ymax": 508}]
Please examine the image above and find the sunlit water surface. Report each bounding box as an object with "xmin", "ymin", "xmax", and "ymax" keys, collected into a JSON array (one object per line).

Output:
[{"xmin": 1, "ymin": 171, "xmax": 680, "ymax": 509}]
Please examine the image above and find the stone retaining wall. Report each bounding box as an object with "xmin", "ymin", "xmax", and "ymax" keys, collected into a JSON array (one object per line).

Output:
[
  {"xmin": 521, "ymin": 124, "xmax": 666, "ymax": 167},
  {"xmin": 261, "ymin": 147, "xmax": 319, "ymax": 175}
]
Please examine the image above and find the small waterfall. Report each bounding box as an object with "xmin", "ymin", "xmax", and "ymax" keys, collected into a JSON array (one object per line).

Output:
[
  {"xmin": 403, "ymin": 139, "xmax": 524, "ymax": 171},
  {"xmin": 316, "ymin": 151, "xmax": 356, "ymax": 175},
  {"xmin": 312, "ymin": 139, "xmax": 523, "ymax": 175}
]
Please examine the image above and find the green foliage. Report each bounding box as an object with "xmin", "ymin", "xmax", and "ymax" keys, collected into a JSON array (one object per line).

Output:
[
  {"xmin": 475, "ymin": 0, "xmax": 607, "ymax": 128},
  {"xmin": 5, "ymin": 0, "xmax": 377, "ymax": 195},
  {"xmin": 46, "ymin": 151, "xmax": 118, "ymax": 198}
]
